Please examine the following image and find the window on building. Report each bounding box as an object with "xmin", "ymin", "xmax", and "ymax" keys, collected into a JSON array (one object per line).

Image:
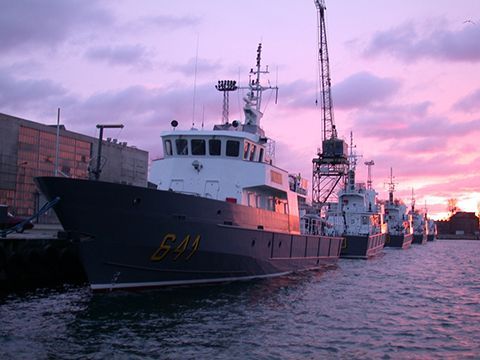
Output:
[
  {"xmin": 176, "ymin": 139, "xmax": 188, "ymax": 155},
  {"xmin": 226, "ymin": 140, "xmax": 239, "ymax": 157},
  {"xmin": 209, "ymin": 139, "xmax": 221, "ymax": 156},
  {"xmin": 191, "ymin": 139, "xmax": 206, "ymax": 155}
]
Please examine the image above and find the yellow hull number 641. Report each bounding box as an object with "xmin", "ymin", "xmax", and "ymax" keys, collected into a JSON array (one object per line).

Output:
[{"xmin": 150, "ymin": 233, "xmax": 201, "ymax": 262}]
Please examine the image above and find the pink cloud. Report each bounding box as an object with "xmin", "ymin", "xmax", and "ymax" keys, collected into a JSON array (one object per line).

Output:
[
  {"xmin": 0, "ymin": 68, "xmax": 71, "ymax": 112},
  {"xmin": 454, "ymin": 88, "xmax": 480, "ymax": 112},
  {"xmin": 333, "ymin": 72, "xmax": 401, "ymax": 109},
  {"xmin": 0, "ymin": 0, "xmax": 112, "ymax": 53},
  {"xmin": 138, "ymin": 15, "xmax": 200, "ymax": 30},
  {"xmin": 85, "ymin": 45, "xmax": 150, "ymax": 67},
  {"xmin": 364, "ymin": 20, "xmax": 480, "ymax": 63},
  {"xmin": 351, "ymin": 107, "xmax": 480, "ymax": 140},
  {"xmin": 169, "ymin": 58, "xmax": 221, "ymax": 76}
]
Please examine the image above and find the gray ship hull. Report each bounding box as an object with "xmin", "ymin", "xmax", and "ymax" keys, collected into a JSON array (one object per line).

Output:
[
  {"xmin": 35, "ymin": 177, "xmax": 342, "ymax": 291},
  {"xmin": 412, "ymin": 234, "xmax": 427, "ymax": 244},
  {"xmin": 385, "ymin": 233, "xmax": 413, "ymax": 249},
  {"xmin": 340, "ymin": 233, "xmax": 386, "ymax": 259}
]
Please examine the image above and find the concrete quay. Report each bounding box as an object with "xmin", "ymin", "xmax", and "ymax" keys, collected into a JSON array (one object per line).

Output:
[{"xmin": 0, "ymin": 224, "xmax": 87, "ymax": 292}]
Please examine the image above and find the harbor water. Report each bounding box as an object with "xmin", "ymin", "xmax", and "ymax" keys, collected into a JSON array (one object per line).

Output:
[{"xmin": 1, "ymin": 240, "xmax": 479, "ymax": 359}]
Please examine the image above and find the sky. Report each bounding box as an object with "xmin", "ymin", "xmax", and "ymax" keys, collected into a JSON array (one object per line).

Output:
[{"xmin": 1, "ymin": 0, "xmax": 480, "ymax": 220}]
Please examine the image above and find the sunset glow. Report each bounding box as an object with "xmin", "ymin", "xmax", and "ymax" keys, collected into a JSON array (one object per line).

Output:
[{"xmin": 1, "ymin": 0, "xmax": 479, "ymax": 219}]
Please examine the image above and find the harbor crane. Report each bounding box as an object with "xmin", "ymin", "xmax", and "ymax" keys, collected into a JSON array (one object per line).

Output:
[{"xmin": 311, "ymin": 0, "xmax": 349, "ymax": 209}]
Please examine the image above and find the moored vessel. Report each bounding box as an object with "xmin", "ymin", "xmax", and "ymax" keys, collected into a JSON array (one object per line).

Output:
[
  {"xmin": 383, "ymin": 169, "xmax": 413, "ymax": 249},
  {"xmin": 411, "ymin": 204, "xmax": 427, "ymax": 245},
  {"xmin": 325, "ymin": 150, "xmax": 386, "ymax": 259},
  {"xmin": 426, "ymin": 218, "xmax": 437, "ymax": 241},
  {"xmin": 35, "ymin": 44, "xmax": 343, "ymax": 292}
]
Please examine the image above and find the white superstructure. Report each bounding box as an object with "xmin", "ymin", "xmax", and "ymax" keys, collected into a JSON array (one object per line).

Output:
[{"xmin": 149, "ymin": 44, "xmax": 313, "ymax": 234}]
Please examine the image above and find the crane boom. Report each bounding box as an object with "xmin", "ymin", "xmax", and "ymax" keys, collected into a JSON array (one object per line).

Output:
[
  {"xmin": 311, "ymin": 0, "xmax": 348, "ymax": 208},
  {"xmin": 315, "ymin": 0, "xmax": 336, "ymax": 141}
]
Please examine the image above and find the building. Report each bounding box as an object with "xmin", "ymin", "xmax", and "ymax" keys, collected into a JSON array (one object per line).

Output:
[
  {"xmin": 436, "ymin": 211, "xmax": 479, "ymax": 239},
  {"xmin": 0, "ymin": 113, "xmax": 148, "ymax": 222}
]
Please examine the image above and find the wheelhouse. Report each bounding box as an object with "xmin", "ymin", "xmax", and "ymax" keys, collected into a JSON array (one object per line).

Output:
[{"xmin": 161, "ymin": 132, "xmax": 273, "ymax": 165}]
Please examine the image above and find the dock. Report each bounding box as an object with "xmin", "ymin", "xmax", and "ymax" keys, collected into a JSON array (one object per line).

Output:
[{"xmin": 0, "ymin": 224, "xmax": 86, "ymax": 292}]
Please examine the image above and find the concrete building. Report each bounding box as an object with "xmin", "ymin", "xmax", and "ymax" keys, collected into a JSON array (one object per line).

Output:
[{"xmin": 0, "ymin": 113, "xmax": 148, "ymax": 222}]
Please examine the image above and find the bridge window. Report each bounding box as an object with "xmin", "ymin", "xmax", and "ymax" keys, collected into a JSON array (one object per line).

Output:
[
  {"xmin": 256, "ymin": 194, "xmax": 262, "ymax": 208},
  {"xmin": 247, "ymin": 192, "xmax": 256, "ymax": 207},
  {"xmin": 243, "ymin": 141, "xmax": 250, "ymax": 160},
  {"xmin": 209, "ymin": 139, "xmax": 221, "ymax": 156},
  {"xmin": 226, "ymin": 140, "xmax": 239, "ymax": 157},
  {"xmin": 267, "ymin": 196, "xmax": 274, "ymax": 211},
  {"xmin": 191, "ymin": 139, "xmax": 206, "ymax": 155},
  {"xmin": 165, "ymin": 139, "xmax": 173, "ymax": 156},
  {"xmin": 258, "ymin": 148, "xmax": 264, "ymax": 162},
  {"xmin": 249, "ymin": 144, "xmax": 256, "ymax": 161},
  {"xmin": 243, "ymin": 142, "xmax": 250, "ymax": 159},
  {"xmin": 176, "ymin": 139, "xmax": 188, "ymax": 155}
]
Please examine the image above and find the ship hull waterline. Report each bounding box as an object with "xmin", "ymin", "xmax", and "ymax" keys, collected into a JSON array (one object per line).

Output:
[
  {"xmin": 35, "ymin": 177, "xmax": 343, "ymax": 292},
  {"xmin": 384, "ymin": 233, "xmax": 413, "ymax": 249},
  {"xmin": 340, "ymin": 233, "xmax": 386, "ymax": 259},
  {"xmin": 412, "ymin": 234, "xmax": 427, "ymax": 245}
]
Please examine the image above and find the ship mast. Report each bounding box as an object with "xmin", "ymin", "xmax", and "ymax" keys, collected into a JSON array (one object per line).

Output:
[
  {"xmin": 411, "ymin": 188, "xmax": 416, "ymax": 212},
  {"xmin": 214, "ymin": 43, "xmax": 278, "ymax": 144},
  {"xmin": 346, "ymin": 132, "xmax": 360, "ymax": 191},
  {"xmin": 364, "ymin": 160, "xmax": 375, "ymax": 190},
  {"xmin": 387, "ymin": 167, "xmax": 396, "ymax": 203},
  {"xmin": 242, "ymin": 43, "xmax": 278, "ymax": 128}
]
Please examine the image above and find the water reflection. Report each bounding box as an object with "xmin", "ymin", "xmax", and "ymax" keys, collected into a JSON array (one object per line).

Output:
[{"xmin": 1, "ymin": 242, "xmax": 479, "ymax": 359}]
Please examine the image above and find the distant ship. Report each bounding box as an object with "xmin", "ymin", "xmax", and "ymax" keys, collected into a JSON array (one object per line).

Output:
[
  {"xmin": 383, "ymin": 169, "xmax": 413, "ymax": 249},
  {"xmin": 426, "ymin": 218, "xmax": 437, "ymax": 241},
  {"xmin": 35, "ymin": 44, "xmax": 343, "ymax": 292},
  {"xmin": 410, "ymin": 202, "xmax": 427, "ymax": 245},
  {"xmin": 325, "ymin": 156, "xmax": 386, "ymax": 259}
]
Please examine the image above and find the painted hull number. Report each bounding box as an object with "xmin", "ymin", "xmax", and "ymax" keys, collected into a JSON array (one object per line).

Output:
[{"xmin": 150, "ymin": 233, "xmax": 201, "ymax": 262}]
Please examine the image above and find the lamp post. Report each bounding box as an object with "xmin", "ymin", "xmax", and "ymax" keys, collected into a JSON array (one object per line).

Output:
[
  {"xmin": 93, "ymin": 124, "xmax": 124, "ymax": 180},
  {"xmin": 215, "ymin": 80, "xmax": 237, "ymax": 124}
]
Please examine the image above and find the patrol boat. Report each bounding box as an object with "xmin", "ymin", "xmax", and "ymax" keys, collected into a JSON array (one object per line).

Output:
[
  {"xmin": 35, "ymin": 44, "xmax": 343, "ymax": 292},
  {"xmin": 410, "ymin": 193, "xmax": 427, "ymax": 245},
  {"xmin": 325, "ymin": 157, "xmax": 387, "ymax": 259},
  {"xmin": 383, "ymin": 169, "xmax": 413, "ymax": 249},
  {"xmin": 426, "ymin": 218, "xmax": 437, "ymax": 241}
]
